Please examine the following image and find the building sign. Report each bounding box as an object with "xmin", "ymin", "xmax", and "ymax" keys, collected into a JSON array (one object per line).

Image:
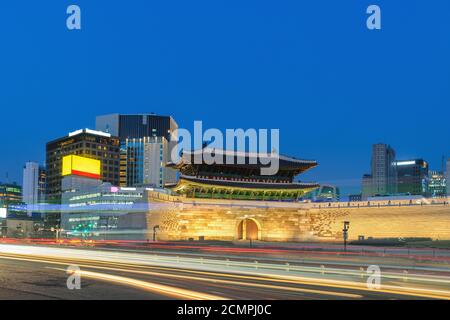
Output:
[{"xmin": 62, "ymin": 155, "xmax": 101, "ymax": 179}]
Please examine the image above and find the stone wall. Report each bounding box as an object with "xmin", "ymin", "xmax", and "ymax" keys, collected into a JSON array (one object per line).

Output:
[{"xmin": 144, "ymin": 193, "xmax": 450, "ymax": 242}]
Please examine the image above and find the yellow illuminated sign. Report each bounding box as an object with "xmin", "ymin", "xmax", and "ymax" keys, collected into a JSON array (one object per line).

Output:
[{"xmin": 62, "ymin": 155, "xmax": 101, "ymax": 179}]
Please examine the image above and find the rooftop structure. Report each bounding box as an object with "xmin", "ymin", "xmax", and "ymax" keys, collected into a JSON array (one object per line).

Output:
[{"xmin": 95, "ymin": 113, "xmax": 178, "ymax": 141}]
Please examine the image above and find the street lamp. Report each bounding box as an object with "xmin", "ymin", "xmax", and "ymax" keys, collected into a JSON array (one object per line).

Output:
[
  {"xmin": 153, "ymin": 225, "xmax": 160, "ymax": 242},
  {"xmin": 343, "ymin": 221, "xmax": 350, "ymax": 252}
]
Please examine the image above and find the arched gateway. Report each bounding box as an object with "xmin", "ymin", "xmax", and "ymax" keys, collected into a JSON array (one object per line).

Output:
[{"xmin": 237, "ymin": 219, "xmax": 261, "ymax": 240}]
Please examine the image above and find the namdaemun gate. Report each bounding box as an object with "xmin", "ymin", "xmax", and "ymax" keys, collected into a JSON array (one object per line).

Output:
[
  {"xmin": 167, "ymin": 149, "xmax": 319, "ymax": 201},
  {"xmin": 138, "ymin": 149, "xmax": 330, "ymax": 242}
]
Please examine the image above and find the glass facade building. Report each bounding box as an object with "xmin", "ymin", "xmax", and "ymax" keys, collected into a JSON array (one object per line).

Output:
[
  {"xmin": 395, "ymin": 159, "xmax": 429, "ymax": 196},
  {"xmin": 95, "ymin": 114, "xmax": 178, "ymax": 142},
  {"xmin": 121, "ymin": 136, "xmax": 177, "ymax": 188},
  {"xmin": 96, "ymin": 114, "xmax": 179, "ymax": 188}
]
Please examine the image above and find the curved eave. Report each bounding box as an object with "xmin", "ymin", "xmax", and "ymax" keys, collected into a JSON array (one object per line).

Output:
[
  {"xmin": 172, "ymin": 176, "xmax": 319, "ymax": 193},
  {"xmin": 167, "ymin": 160, "xmax": 318, "ymax": 174}
]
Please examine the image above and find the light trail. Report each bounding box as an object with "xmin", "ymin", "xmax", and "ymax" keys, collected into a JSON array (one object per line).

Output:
[
  {"xmin": 48, "ymin": 267, "xmax": 226, "ymax": 300},
  {"xmin": 1, "ymin": 245, "xmax": 450, "ymax": 299},
  {"xmin": 2, "ymin": 244, "xmax": 449, "ymax": 287},
  {"xmin": 0, "ymin": 253, "xmax": 226, "ymax": 300},
  {"xmin": 0, "ymin": 253, "xmax": 361, "ymax": 299}
]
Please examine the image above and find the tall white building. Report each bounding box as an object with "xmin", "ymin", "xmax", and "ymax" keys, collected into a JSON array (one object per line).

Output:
[
  {"xmin": 362, "ymin": 143, "xmax": 397, "ymax": 199},
  {"xmin": 122, "ymin": 136, "xmax": 177, "ymax": 188},
  {"xmin": 22, "ymin": 162, "xmax": 46, "ymax": 205}
]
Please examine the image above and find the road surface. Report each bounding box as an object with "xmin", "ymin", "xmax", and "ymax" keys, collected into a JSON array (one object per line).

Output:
[{"xmin": 0, "ymin": 244, "xmax": 450, "ymax": 300}]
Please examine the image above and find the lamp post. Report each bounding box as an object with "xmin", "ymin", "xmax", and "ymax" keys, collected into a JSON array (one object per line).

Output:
[
  {"xmin": 153, "ymin": 225, "xmax": 160, "ymax": 242},
  {"xmin": 343, "ymin": 221, "xmax": 350, "ymax": 252}
]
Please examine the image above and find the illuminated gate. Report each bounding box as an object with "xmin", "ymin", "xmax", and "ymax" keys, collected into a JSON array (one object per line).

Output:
[{"xmin": 237, "ymin": 219, "xmax": 260, "ymax": 240}]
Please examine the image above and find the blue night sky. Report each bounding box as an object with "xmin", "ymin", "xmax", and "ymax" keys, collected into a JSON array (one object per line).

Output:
[{"xmin": 0, "ymin": 1, "xmax": 449, "ymax": 195}]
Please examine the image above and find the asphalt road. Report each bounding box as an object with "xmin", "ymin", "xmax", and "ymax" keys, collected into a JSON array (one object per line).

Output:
[
  {"xmin": 0, "ymin": 256, "xmax": 154, "ymax": 299},
  {"xmin": 1, "ymin": 244, "xmax": 450, "ymax": 300},
  {"xmin": 0, "ymin": 253, "xmax": 418, "ymax": 300}
]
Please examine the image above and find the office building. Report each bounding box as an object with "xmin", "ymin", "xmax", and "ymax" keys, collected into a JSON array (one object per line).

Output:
[
  {"xmin": 0, "ymin": 183, "xmax": 22, "ymax": 206},
  {"xmin": 0, "ymin": 183, "xmax": 23, "ymax": 217},
  {"xmin": 96, "ymin": 114, "xmax": 179, "ymax": 188},
  {"xmin": 395, "ymin": 159, "xmax": 429, "ymax": 196},
  {"xmin": 46, "ymin": 129, "xmax": 121, "ymax": 201},
  {"xmin": 428, "ymin": 170, "xmax": 446, "ymax": 198},
  {"xmin": 22, "ymin": 162, "xmax": 47, "ymax": 205},
  {"xmin": 95, "ymin": 113, "xmax": 178, "ymax": 141},
  {"xmin": 121, "ymin": 136, "xmax": 177, "ymax": 188},
  {"xmin": 60, "ymin": 182, "xmax": 146, "ymax": 238},
  {"xmin": 60, "ymin": 185, "xmax": 182, "ymax": 241},
  {"xmin": 361, "ymin": 143, "xmax": 397, "ymax": 199}
]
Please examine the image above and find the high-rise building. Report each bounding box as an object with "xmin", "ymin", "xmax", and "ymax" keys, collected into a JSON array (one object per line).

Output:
[
  {"xmin": 428, "ymin": 170, "xmax": 446, "ymax": 198},
  {"xmin": 96, "ymin": 114, "xmax": 179, "ymax": 188},
  {"xmin": 46, "ymin": 129, "xmax": 121, "ymax": 201},
  {"xmin": 121, "ymin": 136, "xmax": 177, "ymax": 188},
  {"xmin": 361, "ymin": 143, "xmax": 397, "ymax": 199},
  {"xmin": 395, "ymin": 159, "xmax": 429, "ymax": 196},
  {"xmin": 22, "ymin": 162, "xmax": 47, "ymax": 205},
  {"xmin": 95, "ymin": 114, "xmax": 178, "ymax": 141},
  {"xmin": 372, "ymin": 143, "xmax": 397, "ymax": 195}
]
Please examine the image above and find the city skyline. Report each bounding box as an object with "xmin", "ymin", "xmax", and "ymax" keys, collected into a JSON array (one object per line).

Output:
[
  {"xmin": 2, "ymin": 113, "xmax": 449, "ymax": 196},
  {"xmin": 1, "ymin": 1, "xmax": 450, "ymax": 304},
  {"xmin": 1, "ymin": 1, "xmax": 450, "ymax": 195}
]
